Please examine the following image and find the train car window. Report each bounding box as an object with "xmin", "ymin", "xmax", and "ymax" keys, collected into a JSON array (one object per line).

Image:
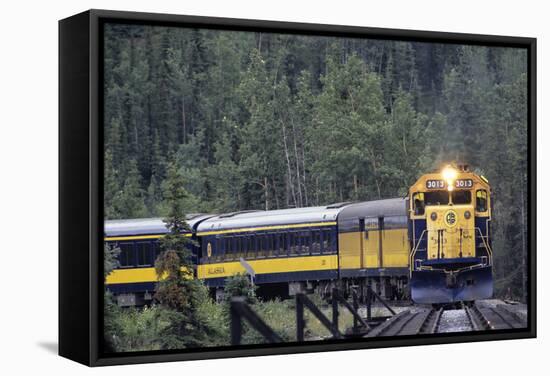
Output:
[
  {"xmin": 303, "ymin": 231, "xmax": 312, "ymax": 254},
  {"xmin": 476, "ymin": 190, "xmax": 488, "ymax": 212},
  {"xmin": 241, "ymin": 236, "xmax": 247, "ymax": 258},
  {"xmin": 217, "ymin": 235, "xmax": 225, "ymax": 262},
  {"xmin": 240, "ymin": 236, "xmax": 247, "ymax": 258},
  {"xmin": 152, "ymin": 241, "xmax": 161, "ymax": 263},
  {"xmin": 214, "ymin": 237, "xmax": 220, "ymax": 261},
  {"xmin": 225, "ymin": 237, "xmax": 231, "ymax": 255},
  {"xmin": 293, "ymin": 232, "xmax": 300, "ymax": 254},
  {"xmin": 273, "ymin": 233, "xmax": 279, "ymax": 256},
  {"xmin": 233, "ymin": 237, "xmax": 240, "ymax": 258},
  {"xmin": 224, "ymin": 237, "xmax": 230, "ymax": 260},
  {"xmin": 234, "ymin": 237, "xmax": 241, "ymax": 259},
  {"xmin": 322, "ymin": 229, "xmax": 331, "ymax": 253},
  {"xmin": 119, "ymin": 242, "xmax": 136, "ymax": 267},
  {"xmin": 248, "ymin": 236, "xmax": 254, "ymax": 258},
  {"xmin": 248, "ymin": 236, "xmax": 255, "ymax": 258},
  {"xmin": 413, "ymin": 192, "xmax": 425, "ymax": 215},
  {"xmin": 260, "ymin": 235, "xmax": 268, "ymax": 258},
  {"xmin": 267, "ymin": 234, "xmax": 274, "ymax": 257},
  {"xmin": 136, "ymin": 242, "xmax": 152, "ymax": 266},
  {"xmin": 452, "ymin": 190, "xmax": 471, "ymax": 204},
  {"xmin": 256, "ymin": 236, "xmax": 261, "ymax": 257},
  {"xmin": 277, "ymin": 233, "xmax": 285, "ymax": 256},
  {"xmin": 425, "ymin": 191, "xmax": 448, "ymax": 206},
  {"xmin": 311, "ymin": 230, "xmax": 321, "ymax": 254},
  {"xmin": 288, "ymin": 232, "xmax": 296, "ymax": 255},
  {"xmin": 297, "ymin": 232, "xmax": 304, "ymax": 254},
  {"xmin": 295, "ymin": 232, "xmax": 302, "ymax": 254},
  {"xmin": 264, "ymin": 235, "xmax": 270, "ymax": 257}
]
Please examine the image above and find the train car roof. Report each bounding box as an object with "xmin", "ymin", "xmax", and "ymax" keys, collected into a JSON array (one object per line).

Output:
[
  {"xmin": 104, "ymin": 214, "xmax": 212, "ymax": 237},
  {"xmin": 337, "ymin": 198, "xmax": 408, "ymax": 221},
  {"xmin": 196, "ymin": 205, "xmax": 348, "ymax": 233}
]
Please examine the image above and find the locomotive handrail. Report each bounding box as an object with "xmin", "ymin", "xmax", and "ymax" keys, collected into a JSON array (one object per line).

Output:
[
  {"xmin": 410, "ymin": 229, "xmax": 427, "ymax": 275},
  {"xmin": 474, "ymin": 227, "xmax": 493, "ymax": 265}
]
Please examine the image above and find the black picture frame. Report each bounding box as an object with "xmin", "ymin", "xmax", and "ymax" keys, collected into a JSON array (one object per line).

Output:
[{"xmin": 59, "ymin": 9, "xmax": 537, "ymax": 366}]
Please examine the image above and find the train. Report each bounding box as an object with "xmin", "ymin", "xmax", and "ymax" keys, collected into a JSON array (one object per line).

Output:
[{"xmin": 105, "ymin": 164, "xmax": 493, "ymax": 306}]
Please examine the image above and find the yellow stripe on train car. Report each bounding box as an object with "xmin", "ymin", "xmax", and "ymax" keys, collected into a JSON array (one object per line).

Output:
[
  {"xmin": 105, "ymin": 267, "xmax": 192, "ymax": 285},
  {"xmin": 197, "ymin": 254, "xmax": 338, "ymax": 279}
]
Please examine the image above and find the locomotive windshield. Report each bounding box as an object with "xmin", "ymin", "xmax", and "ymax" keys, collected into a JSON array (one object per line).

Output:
[
  {"xmin": 425, "ymin": 191, "xmax": 448, "ymax": 206},
  {"xmin": 421, "ymin": 190, "xmax": 471, "ymax": 206},
  {"xmin": 452, "ymin": 190, "xmax": 471, "ymax": 204}
]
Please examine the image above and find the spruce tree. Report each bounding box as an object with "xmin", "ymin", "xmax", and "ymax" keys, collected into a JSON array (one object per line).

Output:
[{"xmin": 154, "ymin": 161, "xmax": 207, "ymax": 348}]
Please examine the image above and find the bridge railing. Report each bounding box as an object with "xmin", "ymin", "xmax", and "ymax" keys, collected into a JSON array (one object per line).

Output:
[
  {"xmin": 230, "ymin": 297, "xmax": 283, "ymax": 345},
  {"xmin": 230, "ymin": 286, "xmax": 397, "ymax": 345}
]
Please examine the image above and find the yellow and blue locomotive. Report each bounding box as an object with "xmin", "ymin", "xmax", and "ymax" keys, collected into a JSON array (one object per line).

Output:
[
  {"xmin": 104, "ymin": 164, "xmax": 493, "ymax": 306},
  {"xmin": 408, "ymin": 164, "xmax": 493, "ymax": 304}
]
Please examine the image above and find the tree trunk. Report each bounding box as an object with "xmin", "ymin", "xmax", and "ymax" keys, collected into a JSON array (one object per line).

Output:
[
  {"xmin": 264, "ymin": 176, "xmax": 269, "ymax": 211},
  {"xmin": 290, "ymin": 117, "xmax": 303, "ymax": 207},
  {"xmin": 281, "ymin": 120, "xmax": 297, "ymax": 207},
  {"xmin": 301, "ymin": 144, "xmax": 308, "ymax": 207},
  {"xmin": 520, "ymin": 183, "xmax": 527, "ymax": 303},
  {"xmin": 181, "ymin": 97, "xmax": 186, "ymax": 144}
]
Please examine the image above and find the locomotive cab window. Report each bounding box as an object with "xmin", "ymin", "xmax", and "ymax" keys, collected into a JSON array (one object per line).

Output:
[
  {"xmin": 476, "ymin": 189, "xmax": 488, "ymax": 212},
  {"xmin": 413, "ymin": 192, "xmax": 425, "ymax": 215},
  {"xmin": 425, "ymin": 191, "xmax": 448, "ymax": 206},
  {"xmin": 451, "ymin": 190, "xmax": 471, "ymax": 205}
]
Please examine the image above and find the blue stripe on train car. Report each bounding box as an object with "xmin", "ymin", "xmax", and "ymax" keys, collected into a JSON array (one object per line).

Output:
[
  {"xmin": 203, "ymin": 269, "xmax": 339, "ymax": 288},
  {"xmin": 339, "ymin": 267, "xmax": 409, "ymax": 278},
  {"xmin": 106, "ymin": 282, "xmax": 156, "ymax": 294}
]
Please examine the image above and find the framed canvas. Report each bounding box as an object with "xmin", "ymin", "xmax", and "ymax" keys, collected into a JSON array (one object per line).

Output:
[{"xmin": 59, "ymin": 9, "xmax": 537, "ymax": 366}]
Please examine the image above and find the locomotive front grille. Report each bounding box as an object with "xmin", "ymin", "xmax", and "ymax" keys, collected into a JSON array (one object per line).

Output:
[{"xmin": 426, "ymin": 205, "xmax": 475, "ymax": 260}]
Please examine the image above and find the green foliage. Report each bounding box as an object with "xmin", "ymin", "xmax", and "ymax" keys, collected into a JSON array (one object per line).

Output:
[
  {"xmin": 153, "ymin": 162, "xmax": 220, "ymax": 349},
  {"xmin": 110, "ymin": 159, "xmax": 148, "ymax": 219},
  {"xmin": 240, "ymin": 299, "xmax": 295, "ymax": 344},
  {"xmin": 109, "ymin": 305, "xmax": 168, "ymax": 352},
  {"xmin": 103, "ymin": 243, "xmax": 121, "ymax": 352},
  {"xmin": 103, "ymin": 243, "xmax": 120, "ymax": 279},
  {"xmin": 223, "ymin": 274, "xmax": 258, "ymax": 305},
  {"xmin": 154, "ymin": 162, "xmax": 194, "ymax": 304}
]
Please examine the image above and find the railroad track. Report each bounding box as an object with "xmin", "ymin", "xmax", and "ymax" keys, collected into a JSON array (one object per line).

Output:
[
  {"xmin": 473, "ymin": 304, "xmax": 527, "ymax": 330},
  {"xmin": 365, "ymin": 308, "xmax": 443, "ymax": 337},
  {"xmin": 366, "ymin": 302, "xmax": 526, "ymax": 337}
]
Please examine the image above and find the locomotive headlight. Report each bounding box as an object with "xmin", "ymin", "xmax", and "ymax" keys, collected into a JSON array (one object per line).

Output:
[
  {"xmin": 431, "ymin": 212, "xmax": 437, "ymax": 221},
  {"xmin": 464, "ymin": 211, "xmax": 471, "ymax": 219},
  {"xmin": 442, "ymin": 165, "xmax": 457, "ymax": 191}
]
